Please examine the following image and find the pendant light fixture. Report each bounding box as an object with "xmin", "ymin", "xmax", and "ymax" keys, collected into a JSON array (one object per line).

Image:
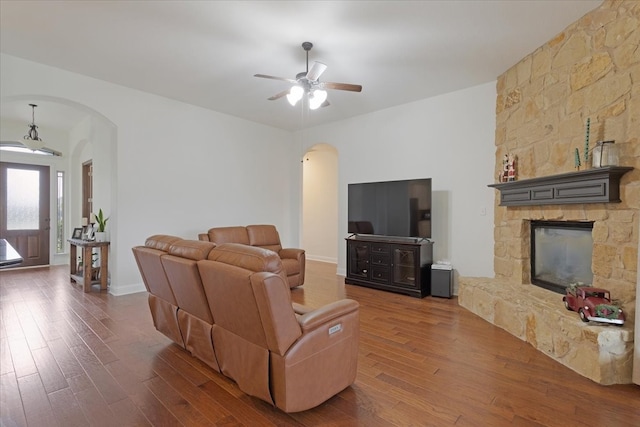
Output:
[{"xmin": 23, "ymin": 104, "xmax": 45, "ymax": 151}]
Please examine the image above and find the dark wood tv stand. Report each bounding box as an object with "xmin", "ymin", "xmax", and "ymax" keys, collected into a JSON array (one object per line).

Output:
[{"xmin": 345, "ymin": 234, "xmax": 433, "ymax": 298}]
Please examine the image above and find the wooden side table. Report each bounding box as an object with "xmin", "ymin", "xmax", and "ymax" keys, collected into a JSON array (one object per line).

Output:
[{"xmin": 68, "ymin": 239, "xmax": 110, "ymax": 292}]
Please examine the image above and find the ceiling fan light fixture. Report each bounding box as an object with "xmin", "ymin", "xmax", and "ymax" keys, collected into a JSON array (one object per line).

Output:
[
  {"xmin": 287, "ymin": 85, "xmax": 304, "ymax": 106},
  {"xmin": 23, "ymin": 104, "xmax": 45, "ymax": 151},
  {"xmin": 309, "ymin": 89, "xmax": 327, "ymax": 110},
  {"xmin": 255, "ymin": 41, "xmax": 362, "ymax": 110}
]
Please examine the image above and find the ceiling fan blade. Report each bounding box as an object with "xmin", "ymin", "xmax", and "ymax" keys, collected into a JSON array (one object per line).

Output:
[
  {"xmin": 323, "ymin": 82, "xmax": 363, "ymax": 92},
  {"xmin": 254, "ymin": 74, "xmax": 297, "ymax": 84},
  {"xmin": 306, "ymin": 61, "xmax": 327, "ymax": 82},
  {"xmin": 267, "ymin": 89, "xmax": 290, "ymax": 101}
]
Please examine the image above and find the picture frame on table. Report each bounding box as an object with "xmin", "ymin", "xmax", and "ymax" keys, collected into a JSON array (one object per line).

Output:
[
  {"xmin": 72, "ymin": 227, "xmax": 83, "ymax": 239},
  {"xmin": 85, "ymin": 225, "xmax": 95, "ymax": 241}
]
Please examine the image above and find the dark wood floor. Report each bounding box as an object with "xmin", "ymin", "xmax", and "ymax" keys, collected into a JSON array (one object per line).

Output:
[{"xmin": 1, "ymin": 261, "xmax": 638, "ymax": 426}]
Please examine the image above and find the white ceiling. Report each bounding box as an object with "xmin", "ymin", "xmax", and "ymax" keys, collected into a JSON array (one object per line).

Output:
[{"xmin": 0, "ymin": 1, "xmax": 601, "ymax": 132}]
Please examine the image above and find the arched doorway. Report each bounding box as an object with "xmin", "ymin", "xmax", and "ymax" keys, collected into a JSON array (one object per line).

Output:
[
  {"xmin": 0, "ymin": 95, "xmax": 117, "ymax": 280},
  {"xmin": 302, "ymin": 143, "xmax": 338, "ymax": 264}
]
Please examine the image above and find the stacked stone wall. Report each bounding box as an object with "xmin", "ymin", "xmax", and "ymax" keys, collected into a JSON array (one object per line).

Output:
[
  {"xmin": 460, "ymin": 0, "xmax": 638, "ymax": 384},
  {"xmin": 494, "ymin": 0, "xmax": 639, "ymax": 314}
]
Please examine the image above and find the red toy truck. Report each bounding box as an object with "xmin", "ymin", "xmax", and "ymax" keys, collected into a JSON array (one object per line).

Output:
[{"xmin": 563, "ymin": 286, "xmax": 625, "ymax": 325}]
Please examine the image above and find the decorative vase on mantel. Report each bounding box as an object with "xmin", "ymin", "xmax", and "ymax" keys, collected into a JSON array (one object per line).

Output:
[{"xmin": 592, "ymin": 140, "xmax": 619, "ymax": 168}]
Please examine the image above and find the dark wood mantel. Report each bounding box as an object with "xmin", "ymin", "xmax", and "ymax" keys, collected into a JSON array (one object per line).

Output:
[{"xmin": 488, "ymin": 166, "xmax": 634, "ymax": 206}]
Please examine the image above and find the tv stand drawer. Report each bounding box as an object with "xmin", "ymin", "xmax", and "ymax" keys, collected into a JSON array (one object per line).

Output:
[
  {"xmin": 371, "ymin": 266, "xmax": 389, "ymax": 283},
  {"xmin": 371, "ymin": 243, "xmax": 389, "ymax": 254},
  {"xmin": 371, "ymin": 253, "xmax": 389, "ymax": 265}
]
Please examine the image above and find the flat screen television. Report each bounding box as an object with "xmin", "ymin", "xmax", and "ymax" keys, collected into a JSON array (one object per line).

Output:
[{"xmin": 348, "ymin": 178, "xmax": 432, "ymax": 239}]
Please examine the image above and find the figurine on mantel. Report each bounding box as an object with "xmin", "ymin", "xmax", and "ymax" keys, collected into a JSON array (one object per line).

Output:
[
  {"xmin": 507, "ymin": 154, "xmax": 516, "ymax": 181},
  {"xmin": 500, "ymin": 154, "xmax": 517, "ymax": 182},
  {"xmin": 500, "ymin": 154, "xmax": 508, "ymax": 182}
]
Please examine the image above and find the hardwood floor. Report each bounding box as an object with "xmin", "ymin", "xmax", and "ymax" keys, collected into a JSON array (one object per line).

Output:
[{"xmin": 1, "ymin": 261, "xmax": 638, "ymax": 426}]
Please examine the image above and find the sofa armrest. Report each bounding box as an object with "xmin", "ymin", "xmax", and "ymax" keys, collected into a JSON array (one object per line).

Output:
[
  {"xmin": 297, "ymin": 299, "xmax": 359, "ymax": 333},
  {"xmin": 292, "ymin": 302, "xmax": 313, "ymax": 315},
  {"xmin": 279, "ymin": 248, "xmax": 305, "ymax": 261},
  {"xmin": 198, "ymin": 233, "xmax": 210, "ymax": 241}
]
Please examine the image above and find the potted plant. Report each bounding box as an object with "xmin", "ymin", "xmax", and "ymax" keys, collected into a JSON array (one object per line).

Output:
[{"xmin": 93, "ymin": 208, "xmax": 109, "ymax": 242}]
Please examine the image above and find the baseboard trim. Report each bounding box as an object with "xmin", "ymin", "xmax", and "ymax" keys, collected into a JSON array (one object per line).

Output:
[
  {"xmin": 306, "ymin": 255, "xmax": 337, "ymax": 264},
  {"xmin": 109, "ymin": 282, "xmax": 146, "ymax": 296}
]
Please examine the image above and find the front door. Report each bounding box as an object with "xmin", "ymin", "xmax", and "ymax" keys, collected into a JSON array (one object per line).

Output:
[{"xmin": 0, "ymin": 162, "xmax": 50, "ymax": 267}]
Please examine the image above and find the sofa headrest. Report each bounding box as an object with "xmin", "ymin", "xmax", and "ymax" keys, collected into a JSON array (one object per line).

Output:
[
  {"xmin": 145, "ymin": 235, "xmax": 183, "ymax": 252},
  {"xmin": 168, "ymin": 240, "xmax": 216, "ymax": 261},
  {"xmin": 207, "ymin": 226, "xmax": 250, "ymax": 245},
  {"xmin": 208, "ymin": 243, "xmax": 284, "ymax": 276}
]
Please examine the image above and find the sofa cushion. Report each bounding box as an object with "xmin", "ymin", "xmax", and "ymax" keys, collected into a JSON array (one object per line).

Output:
[
  {"xmin": 246, "ymin": 224, "xmax": 283, "ymax": 252},
  {"xmin": 280, "ymin": 258, "xmax": 301, "ymax": 276},
  {"xmin": 133, "ymin": 246, "xmax": 177, "ymax": 304},
  {"xmin": 162, "ymin": 249, "xmax": 214, "ymax": 324},
  {"xmin": 250, "ymin": 272, "xmax": 301, "ymax": 355}
]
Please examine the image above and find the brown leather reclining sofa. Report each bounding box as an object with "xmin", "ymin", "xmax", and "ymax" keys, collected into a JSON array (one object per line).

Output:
[
  {"xmin": 132, "ymin": 235, "xmax": 359, "ymax": 413},
  {"xmin": 198, "ymin": 225, "xmax": 305, "ymax": 288}
]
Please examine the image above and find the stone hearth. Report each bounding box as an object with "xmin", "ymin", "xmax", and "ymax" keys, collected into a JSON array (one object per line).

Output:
[
  {"xmin": 459, "ymin": 0, "xmax": 639, "ymax": 385},
  {"xmin": 458, "ymin": 277, "xmax": 633, "ymax": 384}
]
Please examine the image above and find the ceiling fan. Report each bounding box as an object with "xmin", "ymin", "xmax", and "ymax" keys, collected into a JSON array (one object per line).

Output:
[{"xmin": 254, "ymin": 42, "xmax": 362, "ymax": 110}]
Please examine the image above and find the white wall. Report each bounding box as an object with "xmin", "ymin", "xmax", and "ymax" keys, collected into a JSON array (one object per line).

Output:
[
  {"xmin": 68, "ymin": 115, "xmax": 94, "ymax": 231},
  {"xmin": 1, "ymin": 53, "xmax": 298, "ymax": 295},
  {"xmin": 298, "ymin": 82, "xmax": 497, "ymax": 292}
]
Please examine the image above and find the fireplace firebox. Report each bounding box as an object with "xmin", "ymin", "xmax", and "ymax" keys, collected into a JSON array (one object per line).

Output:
[{"xmin": 530, "ymin": 220, "xmax": 594, "ymax": 294}]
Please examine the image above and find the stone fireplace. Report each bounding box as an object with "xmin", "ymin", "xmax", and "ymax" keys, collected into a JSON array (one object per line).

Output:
[
  {"xmin": 459, "ymin": 211, "xmax": 634, "ymax": 384},
  {"xmin": 458, "ymin": 0, "xmax": 639, "ymax": 385}
]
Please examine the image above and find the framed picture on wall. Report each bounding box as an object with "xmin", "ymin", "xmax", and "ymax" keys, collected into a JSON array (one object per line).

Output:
[{"xmin": 72, "ymin": 228, "xmax": 83, "ymax": 239}]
